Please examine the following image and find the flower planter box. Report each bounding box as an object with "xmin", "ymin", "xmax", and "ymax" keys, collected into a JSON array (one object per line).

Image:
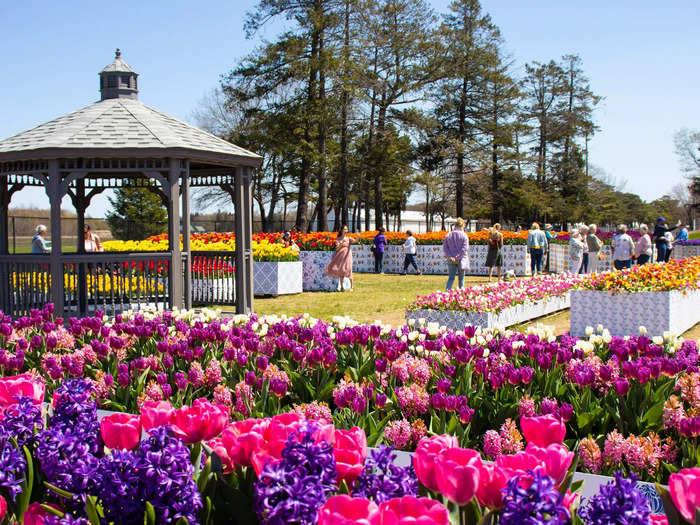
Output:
[
  {"xmin": 570, "ymin": 289, "xmax": 700, "ymax": 337},
  {"xmin": 548, "ymin": 244, "xmax": 616, "ymax": 274},
  {"xmin": 191, "ymin": 277, "xmax": 235, "ymax": 303},
  {"xmin": 299, "ymin": 251, "xmax": 338, "ymax": 291},
  {"xmin": 405, "ymin": 294, "xmax": 570, "ymax": 331},
  {"xmin": 673, "ymin": 244, "xmax": 700, "ymax": 260},
  {"xmin": 253, "ymin": 261, "xmax": 302, "ymax": 296}
]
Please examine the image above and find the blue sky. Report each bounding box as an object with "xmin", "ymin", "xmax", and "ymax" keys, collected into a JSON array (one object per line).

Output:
[{"xmin": 1, "ymin": 0, "xmax": 698, "ymax": 217}]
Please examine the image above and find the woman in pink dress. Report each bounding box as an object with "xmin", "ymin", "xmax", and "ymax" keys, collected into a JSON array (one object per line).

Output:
[{"xmin": 324, "ymin": 225, "xmax": 357, "ymax": 291}]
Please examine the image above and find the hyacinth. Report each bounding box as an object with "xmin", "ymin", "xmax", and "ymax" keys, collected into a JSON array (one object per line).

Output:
[
  {"xmin": 500, "ymin": 470, "xmax": 570, "ymax": 525},
  {"xmin": 213, "ymin": 384, "xmax": 232, "ymax": 406},
  {"xmin": 664, "ymin": 395, "xmax": 686, "ymax": 430},
  {"xmin": 50, "ymin": 378, "xmax": 100, "ymax": 455},
  {"xmin": 353, "ymin": 445, "xmax": 418, "ymax": 503},
  {"xmin": 0, "ymin": 395, "xmax": 43, "ymax": 448},
  {"xmin": 254, "ymin": 423, "xmax": 336, "ymax": 525},
  {"xmin": 676, "ymin": 372, "xmax": 700, "ymax": 406},
  {"xmin": 138, "ymin": 426, "xmax": 202, "ymax": 523},
  {"xmin": 500, "ymin": 418, "xmax": 524, "ymax": 455},
  {"xmin": 384, "ymin": 419, "xmax": 413, "ymax": 450},
  {"xmin": 97, "ymin": 451, "xmax": 144, "ymax": 524},
  {"xmin": 578, "ymin": 437, "xmax": 603, "ymax": 474},
  {"xmin": 519, "ymin": 395, "xmax": 536, "ymax": 417},
  {"xmin": 45, "ymin": 515, "xmax": 90, "ymax": 525},
  {"xmin": 395, "ymin": 384, "xmax": 430, "ymax": 418},
  {"xmin": 293, "ymin": 401, "xmax": 332, "ymax": 422},
  {"xmin": 483, "ymin": 430, "xmax": 503, "ymax": 460},
  {"xmin": 234, "ymin": 381, "xmax": 254, "ymax": 416},
  {"xmin": 0, "ymin": 434, "xmax": 26, "ymax": 501},
  {"xmin": 579, "ymin": 471, "xmax": 651, "ymax": 524}
]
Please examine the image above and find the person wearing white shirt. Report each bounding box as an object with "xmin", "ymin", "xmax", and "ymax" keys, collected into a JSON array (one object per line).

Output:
[
  {"xmin": 612, "ymin": 224, "xmax": 635, "ymax": 270},
  {"xmin": 568, "ymin": 229, "xmax": 586, "ymax": 274},
  {"xmin": 402, "ymin": 230, "xmax": 422, "ymax": 275}
]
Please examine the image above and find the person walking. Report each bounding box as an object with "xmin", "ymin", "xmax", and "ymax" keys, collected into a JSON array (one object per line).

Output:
[
  {"xmin": 324, "ymin": 225, "xmax": 357, "ymax": 291},
  {"xmin": 544, "ymin": 224, "xmax": 557, "ymax": 272},
  {"xmin": 442, "ymin": 217, "xmax": 469, "ymax": 290},
  {"xmin": 527, "ymin": 223, "xmax": 548, "ymax": 276},
  {"xmin": 402, "ymin": 230, "xmax": 421, "ymax": 275},
  {"xmin": 373, "ymin": 227, "xmax": 387, "ymax": 274},
  {"xmin": 485, "ymin": 223, "xmax": 504, "ymax": 281},
  {"xmin": 568, "ymin": 229, "xmax": 585, "ymax": 274},
  {"xmin": 634, "ymin": 224, "xmax": 652, "ymax": 265},
  {"xmin": 612, "ymin": 224, "xmax": 635, "ymax": 270},
  {"xmin": 586, "ymin": 224, "xmax": 603, "ymax": 273},
  {"xmin": 652, "ymin": 217, "xmax": 681, "ymax": 263},
  {"xmin": 31, "ymin": 225, "xmax": 50, "ymax": 254},
  {"xmin": 84, "ymin": 224, "xmax": 103, "ymax": 252},
  {"xmin": 578, "ymin": 224, "xmax": 590, "ymax": 274}
]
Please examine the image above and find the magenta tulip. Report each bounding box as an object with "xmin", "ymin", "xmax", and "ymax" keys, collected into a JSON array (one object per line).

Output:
[
  {"xmin": 475, "ymin": 463, "xmax": 512, "ymax": 509},
  {"xmin": 0, "ymin": 495, "xmax": 6, "ymax": 522},
  {"xmin": 434, "ymin": 447, "xmax": 482, "ymax": 505},
  {"xmin": 101, "ymin": 412, "xmax": 141, "ymax": 450},
  {"xmin": 140, "ymin": 400, "xmax": 174, "ymax": 431},
  {"xmin": 669, "ymin": 467, "xmax": 700, "ymax": 522},
  {"xmin": 0, "ymin": 373, "xmax": 45, "ymax": 408},
  {"xmin": 333, "ymin": 427, "xmax": 368, "ymax": 485},
  {"xmin": 377, "ymin": 497, "xmax": 449, "ymax": 525},
  {"xmin": 221, "ymin": 418, "xmax": 270, "ymax": 468},
  {"xmin": 525, "ymin": 443, "xmax": 574, "ymax": 487},
  {"xmin": 169, "ymin": 398, "xmax": 229, "ymax": 444},
  {"xmin": 318, "ymin": 495, "xmax": 379, "ymax": 525},
  {"xmin": 413, "ymin": 434, "xmax": 459, "ymax": 492},
  {"xmin": 520, "ymin": 414, "xmax": 566, "ymax": 447}
]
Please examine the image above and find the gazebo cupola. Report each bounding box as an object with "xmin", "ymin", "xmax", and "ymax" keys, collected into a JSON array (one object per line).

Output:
[{"xmin": 99, "ymin": 48, "xmax": 138, "ymax": 100}]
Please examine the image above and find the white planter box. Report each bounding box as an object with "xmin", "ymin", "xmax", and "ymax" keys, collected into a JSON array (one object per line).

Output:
[
  {"xmin": 299, "ymin": 251, "xmax": 338, "ymax": 291},
  {"xmin": 570, "ymin": 289, "xmax": 700, "ymax": 337},
  {"xmin": 673, "ymin": 244, "xmax": 700, "ymax": 260},
  {"xmin": 406, "ymin": 294, "xmax": 570, "ymax": 331},
  {"xmin": 191, "ymin": 278, "xmax": 235, "ymax": 303},
  {"xmin": 253, "ymin": 261, "xmax": 302, "ymax": 296},
  {"xmin": 549, "ymin": 244, "xmax": 616, "ymax": 274}
]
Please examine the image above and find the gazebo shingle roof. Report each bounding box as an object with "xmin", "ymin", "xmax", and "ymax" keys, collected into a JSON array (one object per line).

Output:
[{"xmin": 0, "ymin": 98, "xmax": 261, "ymax": 166}]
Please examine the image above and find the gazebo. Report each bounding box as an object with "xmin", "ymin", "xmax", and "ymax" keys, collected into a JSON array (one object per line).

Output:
[{"xmin": 0, "ymin": 50, "xmax": 261, "ymax": 317}]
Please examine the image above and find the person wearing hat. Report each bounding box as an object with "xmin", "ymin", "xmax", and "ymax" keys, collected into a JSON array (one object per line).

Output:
[{"xmin": 652, "ymin": 217, "xmax": 681, "ymax": 263}]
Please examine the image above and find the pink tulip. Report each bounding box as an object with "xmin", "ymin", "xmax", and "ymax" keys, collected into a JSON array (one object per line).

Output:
[
  {"xmin": 251, "ymin": 438, "xmax": 287, "ymax": 476},
  {"xmin": 434, "ymin": 448, "xmax": 482, "ymax": 505},
  {"xmin": 525, "ymin": 443, "xmax": 574, "ymax": 487},
  {"xmin": 377, "ymin": 496, "xmax": 449, "ymax": 525},
  {"xmin": 520, "ymin": 414, "xmax": 566, "ymax": 447},
  {"xmin": 170, "ymin": 398, "xmax": 229, "ymax": 444},
  {"xmin": 649, "ymin": 515, "xmax": 669, "ymax": 524},
  {"xmin": 0, "ymin": 495, "xmax": 6, "ymax": 522},
  {"xmin": 140, "ymin": 400, "xmax": 174, "ymax": 431},
  {"xmin": 475, "ymin": 463, "xmax": 512, "ymax": 509},
  {"xmin": 221, "ymin": 418, "xmax": 270, "ymax": 468},
  {"xmin": 23, "ymin": 502, "xmax": 58, "ymax": 525},
  {"xmin": 266, "ymin": 412, "xmax": 335, "ymax": 445},
  {"xmin": 100, "ymin": 412, "xmax": 141, "ymax": 450},
  {"xmin": 669, "ymin": 467, "xmax": 700, "ymax": 522},
  {"xmin": 0, "ymin": 374, "xmax": 45, "ymax": 408},
  {"xmin": 413, "ymin": 434, "xmax": 459, "ymax": 492},
  {"xmin": 206, "ymin": 437, "xmax": 234, "ymax": 473},
  {"xmin": 495, "ymin": 451, "xmax": 546, "ymax": 487},
  {"xmin": 333, "ymin": 427, "xmax": 368, "ymax": 486},
  {"xmin": 318, "ymin": 495, "xmax": 379, "ymax": 525},
  {"xmin": 562, "ymin": 490, "xmax": 579, "ymax": 510}
]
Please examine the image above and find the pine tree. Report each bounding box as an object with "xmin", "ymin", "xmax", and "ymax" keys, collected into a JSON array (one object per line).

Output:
[{"xmin": 106, "ymin": 187, "xmax": 167, "ymax": 240}]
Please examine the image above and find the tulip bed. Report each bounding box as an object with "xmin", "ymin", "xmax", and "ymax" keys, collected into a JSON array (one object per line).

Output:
[{"xmin": 2, "ymin": 305, "xmax": 700, "ymax": 523}]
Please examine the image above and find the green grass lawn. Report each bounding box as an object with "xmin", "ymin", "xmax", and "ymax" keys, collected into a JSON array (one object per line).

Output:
[
  {"xmin": 690, "ymin": 231, "xmax": 700, "ymax": 240},
  {"xmin": 10, "ymin": 237, "xmax": 77, "ymax": 254}
]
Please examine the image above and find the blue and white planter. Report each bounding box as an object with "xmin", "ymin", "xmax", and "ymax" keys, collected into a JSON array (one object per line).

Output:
[
  {"xmin": 253, "ymin": 261, "xmax": 303, "ymax": 296},
  {"xmin": 570, "ymin": 288, "xmax": 700, "ymax": 337},
  {"xmin": 406, "ymin": 294, "xmax": 571, "ymax": 331},
  {"xmin": 299, "ymin": 251, "xmax": 338, "ymax": 291}
]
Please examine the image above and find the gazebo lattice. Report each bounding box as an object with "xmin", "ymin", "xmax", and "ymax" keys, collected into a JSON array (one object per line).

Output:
[{"xmin": 0, "ymin": 50, "xmax": 261, "ymax": 317}]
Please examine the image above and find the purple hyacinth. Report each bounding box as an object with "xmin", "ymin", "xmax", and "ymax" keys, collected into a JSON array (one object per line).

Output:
[
  {"xmin": 352, "ymin": 445, "xmax": 418, "ymax": 503},
  {"xmin": 500, "ymin": 470, "xmax": 570, "ymax": 525},
  {"xmin": 579, "ymin": 471, "xmax": 651, "ymax": 525},
  {"xmin": 254, "ymin": 423, "xmax": 336, "ymax": 525},
  {"xmin": 50, "ymin": 378, "xmax": 100, "ymax": 455},
  {"xmin": 0, "ymin": 395, "xmax": 44, "ymax": 448},
  {"xmin": 0, "ymin": 434, "xmax": 26, "ymax": 502},
  {"xmin": 45, "ymin": 514, "xmax": 90, "ymax": 525},
  {"xmin": 97, "ymin": 450, "xmax": 144, "ymax": 524}
]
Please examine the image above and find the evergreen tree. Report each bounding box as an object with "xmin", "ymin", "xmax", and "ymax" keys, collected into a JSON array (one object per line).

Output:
[{"xmin": 106, "ymin": 187, "xmax": 167, "ymax": 240}]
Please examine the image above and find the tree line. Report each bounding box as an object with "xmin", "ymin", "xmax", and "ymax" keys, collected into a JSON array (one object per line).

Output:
[{"xmin": 190, "ymin": 0, "xmax": 693, "ymax": 233}]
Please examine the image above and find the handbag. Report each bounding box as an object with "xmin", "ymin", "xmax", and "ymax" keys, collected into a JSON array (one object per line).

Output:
[{"xmin": 460, "ymin": 256, "xmax": 470, "ymax": 271}]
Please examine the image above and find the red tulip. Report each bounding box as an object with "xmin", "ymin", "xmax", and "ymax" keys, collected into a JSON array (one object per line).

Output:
[
  {"xmin": 413, "ymin": 434, "xmax": 459, "ymax": 492},
  {"xmin": 0, "ymin": 495, "xmax": 6, "ymax": 522},
  {"xmin": 377, "ymin": 496, "xmax": 449, "ymax": 525},
  {"xmin": 318, "ymin": 495, "xmax": 379, "ymax": 525},
  {"xmin": 333, "ymin": 427, "xmax": 368, "ymax": 486},
  {"xmin": 140, "ymin": 400, "xmax": 174, "ymax": 431},
  {"xmin": 520, "ymin": 414, "xmax": 566, "ymax": 447},
  {"xmin": 525, "ymin": 443, "xmax": 574, "ymax": 487},
  {"xmin": 221, "ymin": 418, "xmax": 270, "ymax": 468},
  {"xmin": 434, "ymin": 447, "xmax": 481, "ymax": 505},
  {"xmin": 669, "ymin": 467, "xmax": 700, "ymax": 522},
  {"xmin": 475, "ymin": 463, "xmax": 512, "ymax": 509},
  {"xmin": 101, "ymin": 412, "xmax": 141, "ymax": 450},
  {"xmin": 170, "ymin": 398, "xmax": 229, "ymax": 444},
  {"xmin": 0, "ymin": 373, "xmax": 45, "ymax": 408}
]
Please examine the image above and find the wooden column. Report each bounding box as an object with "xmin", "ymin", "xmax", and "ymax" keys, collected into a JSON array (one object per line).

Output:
[
  {"xmin": 181, "ymin": 162, "xmax": 192, "ymax": 310},
  {"xmin": 167, "ymin": 159, "xmax": 183, "ymax": 310},
  {"xmin": 0, "ymin": 177, "xmax": 9, "ymax": 255},
  {"xmin": 47, "ymin": 160, "xmax": 64, "ymax": 317},
  {"xmin": 75, "ymin": 179, "xmax": 87, "ymax": 315},
  {"xmin": 242, "ymin": 166, "xmax": 254, "ymax": 313},
  {"xmin": 233, "ymin": 167, "xmax": 250, "ymax": 314}
]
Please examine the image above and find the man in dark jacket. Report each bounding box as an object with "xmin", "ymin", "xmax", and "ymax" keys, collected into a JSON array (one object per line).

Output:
[{"xmin": 652, "ymin": 217, "xmax": 681, "ymax": 263}]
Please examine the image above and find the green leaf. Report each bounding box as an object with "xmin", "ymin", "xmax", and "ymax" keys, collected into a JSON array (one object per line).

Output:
[
  {"xmin": 144, "ymin": 501, "xmax": 157, "ymax": 525},
  {"xmin": 197, "ymin": 457, "xmax": 213, "ymax": 493},
  {"xmin": 16, "ymin": 445, "xmax": 34, "ymax": 518},
  {"xmin": 655, "ymin": 483, "xmax": 682, "ymax": 525},
  {"xmin": 40, "ymin": 504, "xmax": 65, "ymax": 517},
  {"xmin": 44, "ymin": 481, "xmax": 75, "ymax": 499},
  {"xmin": 85, "ymin": 495, "xmax": 103, "ymax": 525},
  {"xmin": 642, "ymin": 400, "xmax": 665, "ymax": 427}
]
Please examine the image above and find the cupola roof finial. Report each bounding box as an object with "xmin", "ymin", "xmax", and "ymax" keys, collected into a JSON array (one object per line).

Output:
[{"xmin": 115, "ymin": 48, "xmax": 121, "ymax": 59}]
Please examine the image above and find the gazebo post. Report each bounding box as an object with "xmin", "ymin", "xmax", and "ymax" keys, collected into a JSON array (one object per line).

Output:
[
  {"xmin": 243, "ymin": 166, "xmax": 254, "ymax": 313},
  {"xmin": 47, "ymin": 160, "xmax": 65, "ymax": 317},
  {"xmin": 234, "ymin": 167, "xmax": 250, "ymax": 314},
  {"xmin": 75, "ymin": 179, "xmax": 87, "ymax": 315},
  {"xmin": 0, "ymin": 177, "xmax": 9, "ymax": 255},
  {"xmin": 181, "ymin": 162, "xmax": 192, "ymax": 310},
  {"xmin": 167, "ymin": 159, "xmax": 183, "ymax": 310}
]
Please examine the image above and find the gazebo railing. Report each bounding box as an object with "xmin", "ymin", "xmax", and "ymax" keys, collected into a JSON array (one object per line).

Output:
[
  {"xmin": 190, "ymin": 251, "xmax": 236, "ymax": 307},
  {"xmin": 0, "ymin": 254, "xmax": 52, "ymax": 316}
]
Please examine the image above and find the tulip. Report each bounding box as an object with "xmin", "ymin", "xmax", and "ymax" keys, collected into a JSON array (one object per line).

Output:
[
  {"xmin": 525, "ymin": 443, "xmax": 574, "ymax": 487},
  {"xmin": 206, "ymin": 437, "xmax": 234, "ymax": 473},
  {"xmin": 562, "ymin": 490, "xmax": 579, "ymax": 510},
  {"xmin": 434, "ymin": 447, "xmax": 481, "ymax": 505},
  {"xmin": 251, "ymin": 438, "xmax": 287, "ymax": 476},
  {"xmin": 669, "ymin": 467, "xmax": 700, "ymax": 522},
  {"xmin": 520, "ymin": 414, "xmax": 566, "ymax": 447},
  {"xmin": 0, "ymin": 373, "xmax": 45, "ymax": 408},
  {"xmin": 23, "ymin": 502, "xmax": 59, "ymax": 525},
  {"xmin": 475, "ymin": 462, "xmax": 511, "ymax": 509},
  {"xmin": 377, "ymin": 496, "xmax": 449, "ymax": 525},
  {"xmin": 101, "ymin": 412, "xmax": 142, "ymax": 450},
  {"xmin": 649, "ymin": 515, "xmax": 669, "ymax": 524},
  {"xmin": 318, "ymin": 495, "xmax": 379, "ymax": 525},
  {"xmin": 140, "ymin": 400, "xmax": 174, "ymax": 431},
  {"xmin": 333, "ymin": 427, "xmax": 368, "ymax": 486},
  {"xmin": 221, "ymin": 418, "xmax": 270, "ymax": 468},
  {"xmin": 266, "ymin": 412, "xmax": 335, "ymax": 445},
  {"xmin": 0, "ymin": 495, "xmax": 5, "ymax": 522},
  {"xmin": 170, "ymin": 398, "xmax": 229, "ymax": 444},
  {"xmin": 413, "ymin": 435, "xmax": 459, "ymax": 492}
]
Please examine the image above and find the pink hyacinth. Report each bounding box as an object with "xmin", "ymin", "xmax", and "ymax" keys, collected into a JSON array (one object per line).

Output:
[
  {"xmin": 483, "ymin": 430, "xmax": 503, "ymax": 460},
  {"xmin": 395, "ymin": 384, "xmax": 430, "ymax": 418},
  {"xmin": 384, "ymin": 419, "xmax": 413, "ymax": 450},
  {"xmin": 578, "ymin": 437, "xmax": 602, "ymax": 474},
  {"xmin": 518, "ymin": 395, "xmax": 536, "ymax": 418}
]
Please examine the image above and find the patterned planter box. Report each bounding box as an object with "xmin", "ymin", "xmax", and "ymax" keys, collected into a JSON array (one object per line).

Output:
[
  {"xmin": 299, "ymin": 251, "xmax": 337, "ymax": 291},
  {"xmin": 351, "ymin": 244, "xmax": 531, "ymax": 276},
  {"xmin": 549, "ymin": 244, "xmax": 615, "ymax": 274},
  {"xmin": 405, "ymin": 294, "xmax": 570, "ymax": 331},
  {"xmin": 253, "ymin": 261, "xmax": 302, "ymax": 296},
  {"xmin": 570, "ymin": 289, "xmax": 700, "ymax": 337},
  {"xmin": 673, "ymin": 244, "xmax": 700, "ymax": 260}
]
